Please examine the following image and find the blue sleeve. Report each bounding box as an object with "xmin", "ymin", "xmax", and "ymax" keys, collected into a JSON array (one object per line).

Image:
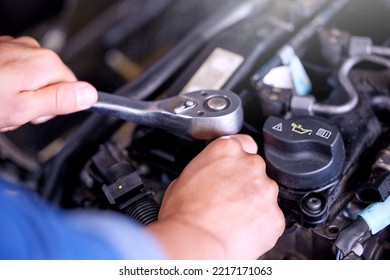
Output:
[{"xmin": 0, "ymin": 178, "xmax": 165, "ymax": 260}]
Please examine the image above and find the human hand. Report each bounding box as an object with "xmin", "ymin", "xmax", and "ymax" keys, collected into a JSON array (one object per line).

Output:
[
  {"xmin": 0, "ymin": 36, "xmax": 98, "ymax": 132},
  {"xmin": 148, "ymin": 134, "xmax": 285, "ymax": 259}
]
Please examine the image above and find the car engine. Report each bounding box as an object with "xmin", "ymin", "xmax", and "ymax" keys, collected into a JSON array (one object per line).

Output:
[{"xmin": 1, "ymin": 0, "xmax": 389, "ymax": 260}]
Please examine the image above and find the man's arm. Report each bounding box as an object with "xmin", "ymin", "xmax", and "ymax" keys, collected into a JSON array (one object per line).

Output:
[
  {"xmin": 0, "ymin": 36, "xmax": 285, "ymax": 260},
  {"xmin": 0, "ymin": 35, "xmax": 98, "ymax": 131},
  {"xmin": 148, "ymin": 135, "xmax": 285, "ymax": 259}
]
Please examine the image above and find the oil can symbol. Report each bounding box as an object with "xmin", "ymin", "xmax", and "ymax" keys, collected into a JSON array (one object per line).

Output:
[{"xmin": 291, "ymin": 123, "xmax": 313, "ymax": 135}]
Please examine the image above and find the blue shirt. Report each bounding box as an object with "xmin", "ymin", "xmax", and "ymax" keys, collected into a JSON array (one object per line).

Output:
[{"xmin": 0, "ymin": 178, "xmax": 165, "ymax": 260}]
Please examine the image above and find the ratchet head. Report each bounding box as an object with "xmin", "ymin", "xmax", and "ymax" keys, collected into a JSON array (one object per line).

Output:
[{"xmin": 172, "ymin": 90, "xmax": 243, "ymax": 139}]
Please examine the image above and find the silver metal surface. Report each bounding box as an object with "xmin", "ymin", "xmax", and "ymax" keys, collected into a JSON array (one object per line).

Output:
[
  {"xmin": 206, "ymin": 96, "xmax": 229, "ymax": 111},
  {"xmin": 90, "ymin": 90, "xmax": 243, "ymax": 140}
]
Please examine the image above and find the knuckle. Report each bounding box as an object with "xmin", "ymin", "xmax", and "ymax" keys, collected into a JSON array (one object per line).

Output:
[
  {"xmin": 207, "ymin": 137, "xmax": 243, "ymax": 158},
  {"xmin": 249, "ymin": 154, "xmax": 266, "ymax": 170},
  {"xmin": 242, "ymin": 156, "xmax": 267, "ymax": 181},
  {"xmin": 15, "ymin": 36, "xmax": 41, "ymax": 47},
  {"xmin": 5, "ymin": 99, "xmax": 28, "ymax": 126},
  {"xmin": 0, "ymin": 35, "xmax": 13, "ymax": 41},
  {"xmin": 219, "ymin": 137, "xmax": 245, "ymax": 154},
  {"xmin": 41, "ymin": 48, "xmax": 62, "ymax": 66},
  {"xmin": 267, "ymin": 179, "xmax": 279, "ymax": 196},
  {"xmin": 274, "ymin": 209, "xmax": 286, "ymax": 235},
  {"xmin": 54, "ymin": 86, "xmax": 68, "ymax": 113},
  {"xmin": 260, "ymin": 179, "xmax": 280, "ymax": 203}
]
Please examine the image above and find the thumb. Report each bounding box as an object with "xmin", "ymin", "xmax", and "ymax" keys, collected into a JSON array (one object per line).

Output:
[
  {"xmin": 217, "ymin": 134, "xmax": 258, "ymax": 154},
  {"xmin": 25, "ymin": 81, "xmax": 98, "ymax": 118}
]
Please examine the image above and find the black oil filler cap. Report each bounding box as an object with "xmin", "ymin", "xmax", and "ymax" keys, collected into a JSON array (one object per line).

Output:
[{"xmin": 263, "ymin": 116, "xmax": 345, "ymax": 192}]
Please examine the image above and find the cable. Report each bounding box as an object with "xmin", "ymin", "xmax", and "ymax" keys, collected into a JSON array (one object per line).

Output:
[
  {"xmin": 0, "ymin": 134, "xmax": 39, "ymax": 173},
  {"xmin": 252, "ymin": 0, "xmax": 350, "ymax": 87},
  {"xmin": 335, "ymin": 249, "xmax": 343, "ymax": 260},
  {"xmin": 335, "ymin": 196, "xmax": 390, "ymax": 259},
  {"xmin": 372, "ymin": 45, "xmax": 390, "ymax": 57},
  {"xmin": 334, "ymin": 217, "xmax": 370, "ymax": 258},
  {"xmin": 358, "ymin": 195, "xmax": 390, "ymax": 235},
  {"xmin": 311, "ymin": 55, "xmax": 390, "ymax": 115},
  {"xmin": 348, "ymin": 35, "xmax": 390, "ymax": 58}
]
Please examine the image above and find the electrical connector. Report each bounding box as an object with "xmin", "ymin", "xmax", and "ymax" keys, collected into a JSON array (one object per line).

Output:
[
  {"xmin": 335, "ymin": 196, "xmax": 390, "ymax": 259},
  {"xmin": 348, "ymin": 35, "xmax": 390, "ymax": 57},
  {"xmin": 348, "ymin": 36, "xmax": 373, "ymax": 57},
  {"xmin": 290, "ymin": 95, "xmax": 315, "ymax": 115},
  {"xmin": 358, "ymin": 195, "xmax": 390, "ymax": 235},
  {"xmin": 334, "ymin": 217, "xmax": 370, "ymax": 258}
]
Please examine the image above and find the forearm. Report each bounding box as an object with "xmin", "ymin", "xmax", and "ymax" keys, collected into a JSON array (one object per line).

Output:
[{"xmin": 0, "ymin": 178, "xmax": 165, "ymax": 260}]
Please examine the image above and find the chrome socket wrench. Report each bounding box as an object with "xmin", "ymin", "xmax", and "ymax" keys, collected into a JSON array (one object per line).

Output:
[{"xmin": 90, "ymin": 90, "xmax": 243, "ymax": 140}]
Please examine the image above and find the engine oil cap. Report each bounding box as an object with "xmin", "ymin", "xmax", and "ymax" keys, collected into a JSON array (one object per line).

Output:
[{"xmin": 263, "ymin": 116, "xmax": 345, "ymax": 192}]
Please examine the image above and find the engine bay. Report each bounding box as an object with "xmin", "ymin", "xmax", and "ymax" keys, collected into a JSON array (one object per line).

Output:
[{"xmin": 1, "ymin": 0, "xmax": 389, "ymax": 259}]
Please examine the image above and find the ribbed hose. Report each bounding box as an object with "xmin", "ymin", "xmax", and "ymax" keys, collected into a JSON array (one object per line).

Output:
[
  {"xmin": 104, "ymin": 162, "xmax": 134, "ymax": 183},
  {"xmin": 103, "ymin": 161, "xmax": 159, "ymax": 226},
  {"xmin": 123, "ymin": 196, "xmax": 159, "ymax": 225}
]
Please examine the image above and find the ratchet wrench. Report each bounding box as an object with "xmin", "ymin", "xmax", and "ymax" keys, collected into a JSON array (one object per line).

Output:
[{"xmin": 90, "ymin": 90, "xmax": 243, "ymax": 140}]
